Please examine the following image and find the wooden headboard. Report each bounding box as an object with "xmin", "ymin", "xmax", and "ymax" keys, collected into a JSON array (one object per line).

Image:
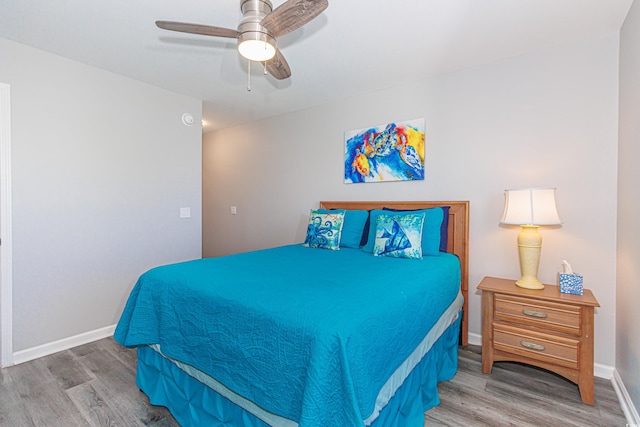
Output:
[{"xmin": 319, "ymin": 200, "xmax": 470, "ymax": 346}]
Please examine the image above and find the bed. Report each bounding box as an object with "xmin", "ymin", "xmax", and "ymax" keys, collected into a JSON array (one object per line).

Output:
[{"xmin": 114, "ymin": 200, "xmax": 469, "ymax": 427}]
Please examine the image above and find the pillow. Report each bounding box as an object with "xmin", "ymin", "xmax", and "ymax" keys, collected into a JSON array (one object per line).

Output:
[
  {"xmin": 383, "ymin": 206, "xmax": 450, "ymax": 252},
  {"xmin": 373, "ymin": 212, "xmax": 425, "ymax": 259},
  {"xmin": 363, "ymin": 207, "xmax": 444, "ymax": 256},
  {"xmin": 359, "ymin": 210, "xmax": 372, "ymax": 247},
  {"xmin": 302, "ymin": 209, "xmax": 345, "ymax": 250},
  {"xmin": 317, "ymin": 209, "xmax": 369, "ymax": 248}
]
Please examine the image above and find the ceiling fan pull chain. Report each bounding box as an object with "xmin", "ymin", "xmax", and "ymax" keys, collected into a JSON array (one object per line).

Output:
[
  {"xmin": 263, "ymin": 61, "xmax": 268, "ymax": 75},
  {"xmin": 247, "ymin": 60, "xmax": 252, "ymax": 92}
]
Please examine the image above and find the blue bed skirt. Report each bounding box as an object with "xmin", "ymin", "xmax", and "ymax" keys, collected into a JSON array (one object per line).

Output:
[{"xmin": 135, "ymin": 314, "xmax": 461, "ymax": 427}]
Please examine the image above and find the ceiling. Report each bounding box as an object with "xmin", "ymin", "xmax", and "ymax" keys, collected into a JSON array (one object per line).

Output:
[{"xmin": 0, "ymin": 0, "xmax": 633, "ymax": 132}]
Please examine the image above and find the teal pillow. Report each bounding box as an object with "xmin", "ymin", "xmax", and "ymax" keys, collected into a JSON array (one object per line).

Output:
[
  {"xmin": 317, "ymin": 209, "xmax": 369, "ymax": 248},
  {"xmin": 373, "ymin": 212, "xmax": 425, "ymax": 259},
  {"xmin": 302, "ymin": 209, "xmax": 345, "ymax": 250},
  {"xmin": 363, "ymin": 207, "xmax": 444, "ymax": 256},
  {"xmin": 383, "ymin": 206, "xmax": 450, "ymax": 252}
]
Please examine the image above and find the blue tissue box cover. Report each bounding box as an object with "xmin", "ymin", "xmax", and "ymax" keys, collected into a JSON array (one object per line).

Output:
[{"xmin": 559, "ymin": 273, "xmax": 583, "ymax": 295}]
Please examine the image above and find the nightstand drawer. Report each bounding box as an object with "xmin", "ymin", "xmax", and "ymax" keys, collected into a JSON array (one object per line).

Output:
[
  {"xmin": 493, "ymin": 323, "xmax": 579, "ymax": 369},
  {"xmin": 495, "ymin": 294, "xmax": 581, "ymax": 335}
]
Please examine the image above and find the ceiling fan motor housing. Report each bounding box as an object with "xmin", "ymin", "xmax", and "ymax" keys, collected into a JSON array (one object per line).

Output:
[{"xmin": 238, "ymin": 0, "xmax": 276, "ymax": 61}]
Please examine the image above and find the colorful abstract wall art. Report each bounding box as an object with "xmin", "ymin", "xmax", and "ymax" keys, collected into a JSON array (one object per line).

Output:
[{"xmin": 344, "ymin": 118, "xmax": 425, "ymax": 183}]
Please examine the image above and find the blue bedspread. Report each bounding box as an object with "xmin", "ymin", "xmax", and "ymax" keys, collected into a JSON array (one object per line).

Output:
[{"xmin": 114, "ymin": 245, "xmax": 461, "ymax": 427}]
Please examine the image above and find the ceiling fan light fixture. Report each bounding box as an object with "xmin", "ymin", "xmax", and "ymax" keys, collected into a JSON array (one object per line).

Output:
[
  {"xmin": 238, "ymin": 31, "xmax": 276, "ymax": 62},
  {"xmin": 155, "ymin": 0, "xmax": 328, "ymax": 80}
]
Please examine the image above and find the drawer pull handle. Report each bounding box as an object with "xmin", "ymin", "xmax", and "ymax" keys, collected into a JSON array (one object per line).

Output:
[
  {"xmin": 520, "ymin": 340, "xmax": 546, "ymax": 351},
  {"xmin": 522, "ymin": 309, "xmax": 548, "ymax": 318}
]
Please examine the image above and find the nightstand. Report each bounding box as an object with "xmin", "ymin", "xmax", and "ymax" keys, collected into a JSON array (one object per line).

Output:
[{"xmin": 478, "ymin": 276, "xmax": 600, "ymax": 404}]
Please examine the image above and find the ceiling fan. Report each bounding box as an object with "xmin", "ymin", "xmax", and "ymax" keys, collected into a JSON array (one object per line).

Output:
[{"xmin": 156, "ymin": 0, "xmax": 329, "ymax": 81}]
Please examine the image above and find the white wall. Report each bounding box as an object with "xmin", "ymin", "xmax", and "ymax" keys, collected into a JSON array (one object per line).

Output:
[
  {"xmin": 204, "ymin": 33, "xmax": 620, "ymax": 368},
  {"xmin": 0, "ymin": 39, "xmax": 202, "ymax": 354},
  {"xmin": 617, "ymin": 0, "xmax": 640, "ymax": 416}
]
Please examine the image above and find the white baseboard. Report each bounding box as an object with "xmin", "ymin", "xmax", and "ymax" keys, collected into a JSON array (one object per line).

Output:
[
  {"xmin": 612, "ymin": 369, "xmax": 640, "ymax": 426},
  {"xmin": 468, "ymin": 332, "xmax": 482, "ymax": 346},
  {"xmin": 594, "ymin": 362, "xmax": 615, "ymax": 380},
  {"xmin": 467, "ymin": 332, "xmax": 615, "ymax": 379},
  {"xmin": 12, "ymin": 324, "xmax": 117, "ymax": 366}
]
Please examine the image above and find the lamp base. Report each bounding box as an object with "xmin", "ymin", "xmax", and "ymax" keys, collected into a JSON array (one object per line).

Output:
[
  {"xmin": 516, "ymin": 225, "xmax": 544, "ymax": 290},
  {"xmin": 515, "ymin": 277, "xmax": 544, "ymax": 290}
]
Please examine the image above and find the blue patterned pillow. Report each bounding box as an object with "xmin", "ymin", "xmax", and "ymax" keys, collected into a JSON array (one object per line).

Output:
[
  {"xmin": 383, "ymin": 206, "xmax": 450, "ymax": 252},
  {"xmin": 302, "ymin": 209, "xmax": 345, "ymax": 250},
  {"xmin": 373, "ymin": 212, "xmax": 425, "ymax": 259},
  {"xmin": 363, "ymin": 207, "xmax": 444, "ymax": 256}
]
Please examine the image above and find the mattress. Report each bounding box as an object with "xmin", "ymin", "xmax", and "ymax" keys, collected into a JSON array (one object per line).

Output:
[{"xmin": 115, "ymin": 244, "xmax": 462, "ymax": 426}]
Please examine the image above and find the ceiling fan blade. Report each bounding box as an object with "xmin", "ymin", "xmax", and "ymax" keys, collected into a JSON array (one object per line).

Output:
[
  {"xmin": 261, "ymin": 0, "xmax": 328, "ymax": 38},
  {"xmin": 156, "ymin": 21, "xmax": 240, "ymax": 38},
  {"xmin": 266, "ymin": 49, "xmax": 292, "ymax": 80}
]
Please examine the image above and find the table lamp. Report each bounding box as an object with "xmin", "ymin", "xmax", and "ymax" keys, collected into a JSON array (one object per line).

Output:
[{"xmin": 500, "ymin": 188, "xmax": 561, "ymax": 289}]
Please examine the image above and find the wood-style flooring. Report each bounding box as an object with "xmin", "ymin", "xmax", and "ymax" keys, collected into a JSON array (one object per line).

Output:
[
  {"xmin": 425, "ymin": 346, "xmax": 627, "ymax": 426},
  {"xmin": 0, "ymin": 337, "xmax": 628, "ymax": 426}
]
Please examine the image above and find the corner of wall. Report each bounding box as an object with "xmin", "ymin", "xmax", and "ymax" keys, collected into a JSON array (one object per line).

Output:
[{"xmin": 612, "ymin": 368, "xmax": 640, "ymax": 425}]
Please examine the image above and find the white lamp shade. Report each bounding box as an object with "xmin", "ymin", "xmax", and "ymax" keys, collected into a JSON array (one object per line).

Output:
[{"xmin": 501, "ymin": 188, "xmax": 561, "ymax": 226}]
